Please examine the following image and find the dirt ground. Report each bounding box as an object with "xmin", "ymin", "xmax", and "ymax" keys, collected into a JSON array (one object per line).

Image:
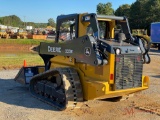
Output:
[
  {"xmin": 0, "ymin": 44, "xmax": 33, "ymax": 52},
  {"xmin": 0, "ymin": 49, "xmax": 160, "ymax": 120}
]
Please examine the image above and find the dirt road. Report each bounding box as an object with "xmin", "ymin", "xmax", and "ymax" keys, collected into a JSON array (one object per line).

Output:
[{"xmin": 0, "ymin": 49, "xmax": 160, "ymax": 120}]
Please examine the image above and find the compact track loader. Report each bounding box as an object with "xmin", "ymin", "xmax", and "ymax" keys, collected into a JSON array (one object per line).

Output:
[{"xmin": 15, "ymin": 13, "xmax": 151, "ymax": 110}]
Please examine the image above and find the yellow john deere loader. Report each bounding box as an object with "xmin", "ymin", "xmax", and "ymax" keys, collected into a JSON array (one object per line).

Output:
[{"xmin": 15, "ymin": 13, "xmax": 151, "ymax": 110}]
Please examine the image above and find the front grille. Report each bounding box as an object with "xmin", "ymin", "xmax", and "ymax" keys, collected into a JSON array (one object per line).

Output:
[{"xmin": 115, "ymin": 54, "xmax": 143, "ymax": 90}]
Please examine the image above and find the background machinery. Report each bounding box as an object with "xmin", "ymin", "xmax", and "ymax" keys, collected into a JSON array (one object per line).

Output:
[
  {"xmin": 0, "ymin": 28, "xmax": 9, "ymax": 39},
  {"xmin": 151, "ymin": 22, "xmax": 160, "ymax": 50},
  {"xmin": 16, "ymin": 28, "xmax": 27, "ymax": 39},
  {"xmin": 15, "ymin": 13, "xmax": 151, "ymax": 110},
  {"xmin": 132, "ymin": 29, "xmax": 150, "ymax": 42},
  {"xmin": 10, "ymin": 28, "xmax": 27, "ymax": 39},
  {"xmin": 132, "ymin": 29, "xmax": 151, "ymax": 52}
]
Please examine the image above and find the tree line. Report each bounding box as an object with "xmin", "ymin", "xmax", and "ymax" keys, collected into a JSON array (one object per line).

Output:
[
  {"xmin": 1, "ymin": 0, "xmax": 159, "ymax": 33},
  {"xmin": 0, "ymin": 15, "xmax": 56, "ymax": 28},
  {"xmin": 97, "ymin": 0, "xmax": 160, "ymax": 35}
]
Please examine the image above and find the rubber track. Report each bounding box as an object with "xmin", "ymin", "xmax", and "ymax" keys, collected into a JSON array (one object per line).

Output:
[{"xmin": 29, "ymin": 67, "xmax": 83, "ymax": 110}]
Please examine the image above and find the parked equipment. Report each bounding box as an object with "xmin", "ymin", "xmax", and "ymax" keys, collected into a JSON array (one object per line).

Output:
[
  {"xmin": 10, "ymin": 29, "xmax": 27, "ymax": 39},
  {"xmin": 15, "ymin": 13, "xmax": 151, "ymax": 110},
  {"xmin": 0, "ymin": 28, "xmax": 9, "ymax": 39},
  {"xmin": 151, "ymin": 22, "xmax": 160, "ymax": 50},
  {"xmin": 132, "ymin": 29, "xmax": 150, "ymax": 41},
  {"xmin": 17, "ymin": 29, "xmax": 27, "ymax": 39}
]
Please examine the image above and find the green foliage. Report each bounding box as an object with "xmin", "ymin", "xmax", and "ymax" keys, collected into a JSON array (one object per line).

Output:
[
  {"xmin": 26, "ymin": 22, "xmax": 35, "ymax": 27},
  {"xmin": 115, "ymin": 4, "xmax": 131, "ymax": 17},
  {"xmin": 34, "ymin": 23, "xmax": 48, "ymax": 28},
  {"xmin": 0, "ymin": 15, "xmax": 22, "ymax": 27},
  {"xmin": 128, "ymin": 0, "xmax": 160, "ymax": 34},
  {"xmin": 0, "ymin": 39, "xmax": 53, "ymax": 45},
  {"xmin": 61, "ymin": 22, "xmax": 70, "ymax": 29},
  {"xmin": 97, "ymin": 2, "xmax": 114, "ymax": 15},
  {"xmin": 0, "ymin": 52, "xmax": 44, "ymax": 69},
  {"xmin": 0, "ymin": 18, "xmax": 2, "ymax": 24},
  {"xmin": 144, "ymin": 0, "xmax": 160, "ymax": 23},
  {"xmin": 47, "ymin": 18, "xmax": 56, "ymax": 27},
  {"xmin": 114, "ymin": 0, "xmax": 160, "ymax": 35},
  {"xmin": 0, "ymin": 15, "xmax": 49, "ymax": 28},
  {"xmin": 129, "ymin": 0, "xmax": 148, "ymax": 29}
]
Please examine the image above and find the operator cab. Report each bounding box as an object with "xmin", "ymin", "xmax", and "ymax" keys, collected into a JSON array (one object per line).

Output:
[
  {"xmin": 55, "ymin": 13, "xmax": 133, "ymax": 44},
  {"xmin": 94, "ymin": 15, "xmax": 132, "ymax": 42}
]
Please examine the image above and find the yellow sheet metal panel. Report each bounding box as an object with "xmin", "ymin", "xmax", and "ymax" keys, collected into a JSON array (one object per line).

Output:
[
  {"xmin": 38, "ymin": 67, "xmax": 45, "ymax": 73},
  {"xmin": 76, "ymin": 53, "xmax": 115, "ymax": 82},
  {"xmin": 79, "ymin": 79, "xmax": 148, "ymax": 100},
  {"xmin": 109, "ymin": 20, "xmax": 115, "ymax": 38},
  {"xmin": 75, "ymin": 53, "xmax": 115, "ymax": 100},
  {"xmin": 96, "ymin": 87, "xmax": 148, "ymax": 100},
  {"xmin": 74, "ymin": 53, "xmax": 149, "ymax": 100},
  {"xmin": 50, "ymin": 56, "xmax": 75, "ymax": 68},
  {"xmin": 49, "ymin": 53, "xmax": 149, "ymax": 101},
  {"xmin": 142, "ymin": 75, "xmax": 149, "ymax": 87},
  {"xmin": 78, "ymin": 13, "xmax": 90, "ymax": 37},
  {"xmin": 107, "ymin": 53, "xmax": 115, "ymax": 84},
  {"xmin": 97, "ymin": 18, "xmax": 111, "ymax": 21}
]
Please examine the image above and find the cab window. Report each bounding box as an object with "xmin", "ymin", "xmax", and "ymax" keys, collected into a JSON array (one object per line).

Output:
[{"xmin": 58, "ymin": 19, "xmax": 76, "ymax": 41}]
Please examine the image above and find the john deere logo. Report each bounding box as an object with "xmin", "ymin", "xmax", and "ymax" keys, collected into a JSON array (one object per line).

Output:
[{"xmin": 84, "ymin": 47, "xmax": 91, "ymax": 56}]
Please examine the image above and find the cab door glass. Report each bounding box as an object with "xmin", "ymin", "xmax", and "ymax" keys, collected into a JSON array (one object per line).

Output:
[{"xmin": 59, "ymin": 20, "xmax": 76, "ymax": 41}]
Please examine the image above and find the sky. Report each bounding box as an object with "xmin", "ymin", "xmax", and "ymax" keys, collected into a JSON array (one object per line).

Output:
[{"xmin": 0, "ymin": 0, "xmax": 136, "ymax": 23}]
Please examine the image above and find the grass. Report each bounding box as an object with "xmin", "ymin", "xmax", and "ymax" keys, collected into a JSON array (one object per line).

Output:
[
  {"xmin": 0, "ymin": 52, "xmax": 44, "ymax": 70},
  {"xmin": 0, "ymin": 39, "xmax": 53, "ymax": 45},
  {"xmin": 0, "ymin": 38, "xmax": 54, "ymax": 70}
]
